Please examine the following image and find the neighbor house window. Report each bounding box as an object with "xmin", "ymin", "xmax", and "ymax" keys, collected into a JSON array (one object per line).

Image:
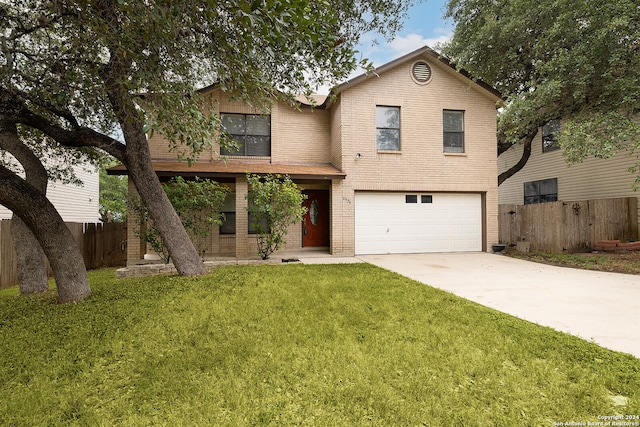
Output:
[
  {"xmin": 524, "ymin": 178, "xmax": 558, "ymax": 204},
  {"xmin": 443, "ymin": 110, "xmax": 464, "ymax": 153},
  {"xmin": 542, "ymin": 119, "xmax": 561, "ymax": 152},
  {"xmin": 220, "ymin": 113, "xmax": 271, "ymax": 156},
  {"xmin": 376, "ymin": 106, "xmax": 400, "ymax": 151}
]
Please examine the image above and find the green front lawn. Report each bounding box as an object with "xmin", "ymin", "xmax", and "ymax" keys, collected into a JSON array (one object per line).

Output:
[{"xmin": 0, "ymin": 264, "xmax": 638, "ymax": 426}]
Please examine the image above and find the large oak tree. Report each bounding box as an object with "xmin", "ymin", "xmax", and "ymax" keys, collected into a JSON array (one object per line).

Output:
[
  {"xmin": 443, "ymin": 0, "xmax": 640, "ymax": 185},
  {"xmin": 0, "ymin": 160, "xmax": 90, "ymax": 303},
  {"xmin": 1, "ymin": 90, "xmax": 101, "ymax": 300},
  {"xmin": 0, "ymin": 119, "xmax": 49, "ymax": 295},
  {"xmin": 0, "ymin": 0, "xmax": 411, "ymax": 298}
]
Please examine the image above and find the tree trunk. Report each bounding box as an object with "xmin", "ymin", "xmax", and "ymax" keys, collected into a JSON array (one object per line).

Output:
[
  {"xmin": 0, "ymin": 165, "xmax": 90, "ymax": 303},
  {"xmin": 0, "ymin": 121, "xmax": 49, "ymax": 293},
  {"xmin": 11, "ymin": 89, "xmax": 206, "ymax": 276},
  {"xmin": 498, "ymin": 130, "xmax": 537, "ymax": 186},
  {"xmin": 123, "ymin": 130, "xmax": 207, "ymax": 275},
  {"xmin": 11, "ymin": 217, "xmax": 49, "ymax": 293},
  {"xmin": 99, "ymin": 52, "xmax": 206, "ymax": 276}
]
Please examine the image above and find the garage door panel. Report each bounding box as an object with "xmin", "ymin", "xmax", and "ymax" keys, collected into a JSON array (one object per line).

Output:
[{"xmin": 355, "ymin": 192, "xmax": 482, "ymax": 255}]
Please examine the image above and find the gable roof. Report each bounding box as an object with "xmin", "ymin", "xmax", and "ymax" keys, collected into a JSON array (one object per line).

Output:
[
  {"xmin": 320, "ymin": 45, "xmax": 502, "ymax": 108},
  {"xmin": 196, "ymin": 46, "xmax": 501, "ymax": 110}
]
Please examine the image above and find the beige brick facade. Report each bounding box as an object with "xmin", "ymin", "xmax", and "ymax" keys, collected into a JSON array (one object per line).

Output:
[
  {"xmin": 126, "ymin": 46, "xmax": 500, "ymax": 263},
  {"xmin": 330, "ymin": 55, "xmax": 500, "ymax": 254}
]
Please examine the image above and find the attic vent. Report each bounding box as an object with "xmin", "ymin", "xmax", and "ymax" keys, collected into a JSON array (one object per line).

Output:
[{"xmin": 412, "ymin": 61, "xmax": 432, "ymax": 84}]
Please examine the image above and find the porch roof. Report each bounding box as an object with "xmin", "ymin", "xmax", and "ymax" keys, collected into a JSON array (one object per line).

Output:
[{"xmin": 107, "ymin": 161, "xmax": 346, "ymax": 180}]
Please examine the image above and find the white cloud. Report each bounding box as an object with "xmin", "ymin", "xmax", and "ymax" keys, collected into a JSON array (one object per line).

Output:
[
  {"xmin": 354, "ymin": 31, "xmax": 453, "ymax": 70},
  {"xmin": 387, "ymin": 32, "xmax": 452, "ymax": 58}
]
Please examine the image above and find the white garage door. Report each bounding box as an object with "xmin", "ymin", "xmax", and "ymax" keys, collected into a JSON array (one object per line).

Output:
[{"xmin": 355, "ymin": 192, "xmax": 482, "ymax": 255}]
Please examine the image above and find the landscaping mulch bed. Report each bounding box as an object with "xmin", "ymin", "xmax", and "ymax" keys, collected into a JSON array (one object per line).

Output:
[{"xmin": 506, "ymin": 249, "xmax": 640, "ymax": 275}]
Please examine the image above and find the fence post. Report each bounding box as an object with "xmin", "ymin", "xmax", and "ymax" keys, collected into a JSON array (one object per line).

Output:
[
  {"xmin": 627, "ymin": 197, "xmax": 638, "ymax": 241},
  {"xmin": 0, "ymin": 220, "xmax": 17, "ymax": 288}
]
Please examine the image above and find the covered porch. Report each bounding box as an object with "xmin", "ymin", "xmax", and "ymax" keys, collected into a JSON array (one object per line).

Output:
[{"xmin": 108, "ymin": 161, "xmax": 346, "ymax": 264}]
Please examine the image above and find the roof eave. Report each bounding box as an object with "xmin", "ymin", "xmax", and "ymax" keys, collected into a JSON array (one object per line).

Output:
[
  {"xmin": 107, "ymin": 162, "xmax": 346, "ymax": 180},
  {"xmin": 321, "ymin": 46, "xmax": 503, "ymax": 108}
]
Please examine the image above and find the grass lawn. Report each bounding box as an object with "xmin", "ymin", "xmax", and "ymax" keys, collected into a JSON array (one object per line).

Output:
[
  {"xmin": 0, "ymin": 264, "xmax": 638, "ymax": 426},
  {"xmin": 506, "ymin": 249, "xmax": 640, "ymax": 275}
]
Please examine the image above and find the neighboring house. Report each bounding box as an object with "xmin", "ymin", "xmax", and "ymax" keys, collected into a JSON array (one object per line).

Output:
[
  {"xmin": 0, "ymin": 164, "xmax": 100, "ymax": 223},
  {"xmin": 498, "ymin": 121, "xmax": 640, "ymax": 223},
  {"xmin": 113, "ymin": 46, "xmax": 502, "ymax": 263}
]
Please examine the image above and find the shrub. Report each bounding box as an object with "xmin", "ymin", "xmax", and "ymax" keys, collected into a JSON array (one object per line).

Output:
[
  {"xmin": 131, "ymin": 177, "xmax": 229, "ymax": 262},
  {"xmin": 247, "ymin": 173, "xmax": 307, "ymax": 260}
]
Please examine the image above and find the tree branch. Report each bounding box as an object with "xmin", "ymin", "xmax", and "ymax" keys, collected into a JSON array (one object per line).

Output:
[
  {"xmin": 498, "ymin": 130, "xmax": 537, "ymax": 186},
  {"xmin": 1, "ymin": 86, "xmax": 126, "ymax": 160},
  {"xmin": 11, "ymin": 86, "xmax": 80, "ymax": 129},
  {"xmin": 18, "ymin": 109, "xmax": 126, "ymax": 160}
]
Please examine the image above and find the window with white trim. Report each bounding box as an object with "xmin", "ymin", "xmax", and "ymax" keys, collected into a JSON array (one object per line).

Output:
[
  {"xmin": 443, "ymin": 110, "xmax": 465, "ymax": 153},
  {"xmin": 376, "ymin": 106, "xmax": 400, "ymax": 151}
]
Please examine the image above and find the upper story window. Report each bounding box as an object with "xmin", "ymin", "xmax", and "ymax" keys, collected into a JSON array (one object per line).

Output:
[
  {"xmin": 376, "ymin": 106, "xmax": 400, "ymax": 151},
  {"xmin": 443, "ymin": 110, "xmax": 464, "ymax": 153},
  {"xmin": 220, "ymin": 113, "xmax": 271, "ymax": 156},
  {"xmin": 524, "ymin": 178, "xmax": 558, "ymax": 204},
  {"xmin": 542, "ymin": 119, "xmax": 561, "ymax": 153}
]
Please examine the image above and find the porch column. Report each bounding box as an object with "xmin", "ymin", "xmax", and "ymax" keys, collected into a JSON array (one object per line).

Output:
[
  {"xmin": 235, "ymin": 176, "xmax": 249, "ymax": 258},
  {"xmin": 330, "ymin": 179, "xmax": 355, "ymax": 256}
]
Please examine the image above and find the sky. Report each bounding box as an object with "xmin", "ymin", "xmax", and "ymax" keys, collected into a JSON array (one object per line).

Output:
[{"xmin": 358, "ymin": 0, "xmax": 453, "ymax": 67}]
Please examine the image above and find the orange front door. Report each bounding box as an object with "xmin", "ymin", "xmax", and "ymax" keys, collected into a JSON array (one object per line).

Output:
[{"xmin": 302, "ymin": 190, "xmax": 329, "ymax": 247}]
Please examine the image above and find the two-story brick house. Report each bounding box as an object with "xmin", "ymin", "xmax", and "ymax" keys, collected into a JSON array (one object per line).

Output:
[{"xmin": 112, "ymin": 46, "xmax": 502, "ymax": 263}]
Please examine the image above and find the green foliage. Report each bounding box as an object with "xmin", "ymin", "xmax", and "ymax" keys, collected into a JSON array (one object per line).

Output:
[
  {"xmin": 247, "ymin": 173, "xmax": 307, "ymax": 260},
  {"xmin": 1, "ymin": 0, "xmax": 411, "ymax": 276},
  {"xmin": 444, "ymin": 0, "xmax": 640, "ymax": 180},
  {"xmin": 129, "ymin": 196, "xmax": 169, "ymax": 263},
  {"xmin": 98, "ymin": 159, "xmax": 128, "ymax": 222},
  {"xmin": 0, "ymin": 126, "xmax": 103, "ymax": 188},
  {"xmin": 163, "ymin": 177, "xmax": 230, "ymax": 254},
  {"xmin": 1, "ymin": 0, "xmax": 411, "ymax": 162},
  {"xmin": 0, "ymin": 265, "xmax": 639, "ymax": 425},
  {"xmin": 131, "ymin": 177, "xmax": 229, "ymax": 261}
]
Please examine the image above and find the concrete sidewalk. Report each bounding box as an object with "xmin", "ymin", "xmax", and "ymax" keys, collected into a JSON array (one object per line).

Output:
[{"xmin": 358, "ymin": 253, "xmax": 640, "ymax": 359}]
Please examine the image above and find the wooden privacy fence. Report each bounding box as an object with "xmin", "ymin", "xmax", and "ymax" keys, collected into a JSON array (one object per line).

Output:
[
  {"xmin": 499, "ymin": 197, "xmax": 638, "ymax": 253},
  {"xmin": 0, "ymin": 220, "xmax": 127, "ymax": 288}
]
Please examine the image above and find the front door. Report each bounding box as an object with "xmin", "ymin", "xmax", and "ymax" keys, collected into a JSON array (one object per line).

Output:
[{"xmin": 302, "ymin": 190, "xmax": 329, "ymax": 247}]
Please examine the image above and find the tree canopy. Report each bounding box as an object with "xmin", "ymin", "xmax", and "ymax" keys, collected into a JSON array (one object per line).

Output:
[
  {"xmin": 0, "ymin": 0, "xmax": 412, "ymax": 293},
  {"xmin": 2, "ymin": 0, "xmax": 411, "ymax": 159},
  {"xmin": 443, "ymin": 0, "xmax": 640, "ymax": 184}
]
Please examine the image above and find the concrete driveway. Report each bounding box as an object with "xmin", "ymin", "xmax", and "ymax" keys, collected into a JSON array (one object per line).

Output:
[{"xmin": 358, "ymin": 253, "xmax": 640, "ymax": 359}]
